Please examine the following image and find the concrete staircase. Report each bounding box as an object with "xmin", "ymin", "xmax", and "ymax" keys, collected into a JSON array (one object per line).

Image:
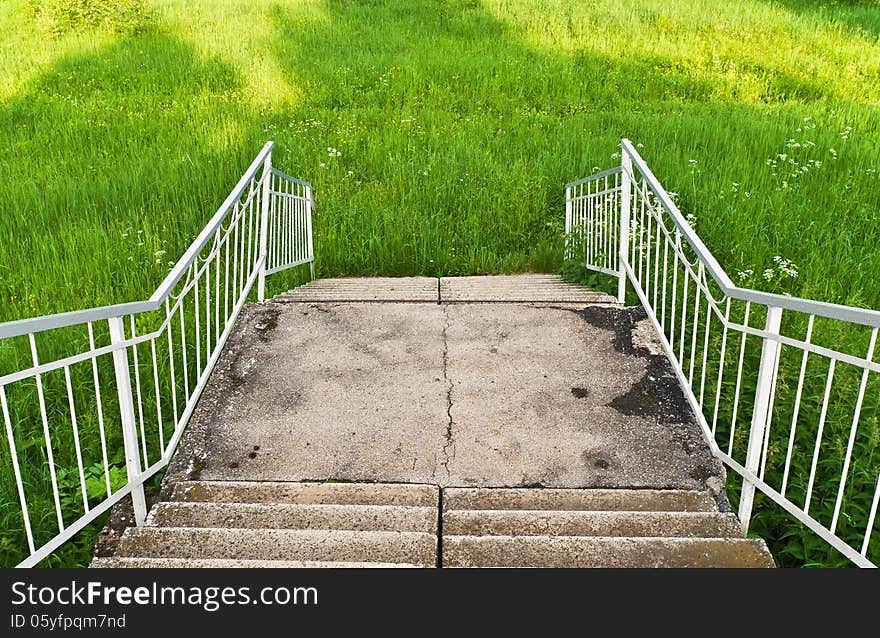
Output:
[
  {"xmin": 91, "ymin": 481, "xmax": 439, "ymax": 568},
  {"xmin": 441, "ymin": 488, "xmax": 775, "ymax": 568},
  {"xmin": 94, "ymin": 483, "xmax": 774, "ymax": 568}
]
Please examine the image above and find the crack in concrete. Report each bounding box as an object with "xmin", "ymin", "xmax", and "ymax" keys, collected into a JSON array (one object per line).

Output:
[{"xmin": 439, "ymin": 304, "xmax": 455, "ymax": 480}]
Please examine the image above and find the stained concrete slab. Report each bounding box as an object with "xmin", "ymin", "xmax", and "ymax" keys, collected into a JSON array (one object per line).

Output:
[
  {"xmin": 166, "ymin": 302, "xmax": 450, "ymax": 486},
  {"xmin": 440, "ymin": 274, "xmax": 616, "ymax": 303},
  {"xmin": 442, "ymin": 303, "xmax": 722, "ymax": 490},
  {"xmin": 165, "ymin": 280, "xmax": 724, "ymax": 498}
]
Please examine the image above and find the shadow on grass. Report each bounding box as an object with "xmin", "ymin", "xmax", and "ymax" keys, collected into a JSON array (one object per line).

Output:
[
  {"xmin": 0, "ymin": 27, "xmax": 268, "ymax": 322},
  {"xmin": 0, "ymin": 27, "xmax": 269, "ymax": 567},
  {"xmin": 768, "ymin": 0, "xmax": 880, "ymax": 39}
]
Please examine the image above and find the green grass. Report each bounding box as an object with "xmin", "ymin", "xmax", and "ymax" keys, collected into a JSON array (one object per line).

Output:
[{"xmin": 1, "ymin": 0, "xmax": 879, "ymax": 566}]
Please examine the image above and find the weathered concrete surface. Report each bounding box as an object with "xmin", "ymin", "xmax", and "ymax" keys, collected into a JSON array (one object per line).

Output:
[
  {"xmin": 442, "ymin": 510, "xmax": 743, "ymax": 538},
  {"xmin": 116, "ymin": 527, "xmax": 437, "ymax": 565},
  {"xmin": 276, "ymin": 276, "xmax": 439, "ymax": 303},
  {"xmin": 91, "ymin": 558, "xmax": 418, "ymax": 568},
  {"xmin": 441, "ymin": 274, "xmax": 616, "ymax": 303},
  {"xmin": 170, "ymin": 480, "xmax": 439, "ymax": 506},
  {"xmin": 442, "ymin": 487, "xmax": 718, "ymax": 512},
  {"xmin": 165, "ymin": 279, "xmax": 724, "ymax": 497},
  {"xmin": 96, "ymin": 480, "xmax": 440, "ymax": 568},
  {"xmin": 442, "ymin": 536, "xmax": 774, "ymax": 568},
  {"xmin": 166, "ymin": 303, "xmax": 451, "ymax": 486},
  {"xmin": 148, "ymin": 502, "xmax": 438, "ymax": 532},
  {"xmin": 442, "ymin": 303, "xmax": 723, "ymax": 490}
]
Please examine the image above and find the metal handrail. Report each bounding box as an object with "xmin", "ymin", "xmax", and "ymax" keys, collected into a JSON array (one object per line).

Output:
[
  {"xmin": 1, "ymin": 142, "xmax": 314, "ymax": 567},
  {"xmin": 618, "ymin": 139, "xmax": 880, "ymax": 328},
  {"xmin": 565, "ymin": 165, "xmax": 622, "ymax": 189},
  {"xmin": 0, "ymin": 143, "xmax": 275, "ymax": 341},
  {"xmin": 568, "ymin": 139, "xmax": 880, "ymax": 567}
]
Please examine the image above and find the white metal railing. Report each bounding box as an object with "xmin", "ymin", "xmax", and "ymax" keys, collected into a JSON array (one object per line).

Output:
[
  {"xmin": 567, "ymin": 139, "xmax": 880, "ymax": 567},
  {"xmin": 0, "ymin": 141, "xmax": 313, "ymax": 567}
]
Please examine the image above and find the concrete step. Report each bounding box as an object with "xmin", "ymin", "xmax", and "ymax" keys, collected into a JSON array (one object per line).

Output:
[
  {"xmin": 439, "ymin": 275, "xmax": 616, "ymax": 303},
  {"xmin": 443, "ymin": 510, "xmax": 743, "ymax": 538},
  {"xmin": 275, "ymin": 277, "xmax": 438, "ymax": 303},
  {"xmin": 91, "ymin": 557, "xmax": 418, "ymax": 568},
  {"xmin": 116, "ymin": 527, "xmax": 436, "ymax": 566},
  {"xmin": 443, "ymin": 488, "xmax": 718, "ymax": 513},
  {"xmin": 171, "ymin": 481, "xmax": 438, "ymax": 507},
  {"xmin": 148, "ymin": 502, "xmax": 437, "ymax": 533},
  {"xmin": 442, "ymin": 536, "xmax": 775, "ymax": 568}
]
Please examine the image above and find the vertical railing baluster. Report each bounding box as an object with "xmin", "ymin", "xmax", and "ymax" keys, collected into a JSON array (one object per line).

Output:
[
  {"xmin": 805, "ymin": 359, "xmax": 836, "ymax": 516},
  {"xmin": 698, "ymin": 285, "xmax": 712, "ymax": 409},
  {"xmin": 739, "ymin": 306, "xmax": 782, "ymax": 533},
  {"xmin": 728, "ymin": 302, "xmax": 751, "ymax": 456},
  {"xmin": 215, "ymin": 234, "xmax": 221, "ymax": 344},
  {"xmin": 306, "ymin": 183, "xmax": 315, "ymax": 279},
  {"xmin": 63, "ymin": 366, "xmax": 89, "ymax": 512},
  {"xmin": 1, "ymin": 385, "xmax": 36, "ymax": 554},
  {"xmin": 564, "ymin": 186, "xmax": 572, "ymax": 260},
  {"xmin": 618, "ymin": 148, "xmax": 632, "ymax": 303},
  {"xmin": 194, "ymin": 263, "xmax": 201, "ymax": 380},
  {"xmin": 150, "ymin": 338, "xmax": 164, "ymax": 454},
  {"xmin": 165, "ymin": 298, "xmax": 179, "ymax": 428},
  {"xmin": 688, "ymin": 265, "xmax": 702, "ymax": 387},
  {"xmin": 29, "ymin": 334, "xmax": 64, "ymax": 531},
  {"xmin": 831, "ymin": 328, "xmax": 878, "ymax": 532},
  {"xmin": 258, "ymin": 154, "xmax": 272, "ymax": 301},
  {"xmin": 108, "ymin": 317, "xmax": 147, "ymax": 526},
  {"xmin": 863, "ymin": 475, "xmax": 880, "ymax": 557},
  {"xmin": 129, "ymin": 316, "xmax": 147, "ymax": 467},
  {"xmin": 781, "ymin": 315, "xmax": 814, "ymax": 496},
  {"xmin": 711, "ymin": 298, "xmax": 732, "ymax": 436}
]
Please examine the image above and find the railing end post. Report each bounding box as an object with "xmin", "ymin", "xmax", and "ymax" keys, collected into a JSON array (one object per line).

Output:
[
  {"xmin": 738, "ymin": 305, "xmax": 783, "ymax": 534},
  {"xmin": 258, "ymin": 148, "xmax": 273, "ymax": 302},
  {"xmin": 305, "ymin": 184, "xmax": 315, "ymax": 281},
  {"xmin": 617, "ymin": 146, "xmax": 633, "ymax": 304},
  {"xmin": 107, "ymin": 316, "xmax": 147, "ymax": 526},
  {"xmin": 564, "ymin": 185, "xmax": 572, "ymax": 261}
]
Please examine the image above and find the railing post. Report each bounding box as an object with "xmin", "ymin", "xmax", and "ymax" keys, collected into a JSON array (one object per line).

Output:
[
  {"xmin": 305, "ymin": 183, "xmax": 315, "ymax": 281},
  {"xmin": 564, "ymin": 185, "xmax": 572, "ymax": 261},
  {"xmin": 618, "ymin": 145, "xmax": 632, "ymax": 304},
  {"xmin": 738, "ymin": 305, "xmax": 783, "ymax": 533},
  {"xmin": 108, "ymin": 316, "xmax": 147, "ymax": 526},
  {"xmin": 257, "ymin": 148, "xmax": 273, "ymax": 301}
]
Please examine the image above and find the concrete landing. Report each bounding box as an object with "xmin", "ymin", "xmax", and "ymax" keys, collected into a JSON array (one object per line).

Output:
[
  {"xmin": 165, "ymin": 276, "xmax": 724, "ymax": 496},
  {"xmin": 275, "ymin": 274, "xmax": 617, "ymax": 304},
  {"xmin": 441, "ymin": 275, "xmax": 615, "ymax": 303},
  {"xmin": 276, "ymin": 277, "xmax": 438, "ymax": 303}
]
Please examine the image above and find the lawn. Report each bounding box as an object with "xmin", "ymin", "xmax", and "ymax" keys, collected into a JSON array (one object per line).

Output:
[{"xmin": 0, "ymin": 0, "xmax": 878, "ymax": 566}]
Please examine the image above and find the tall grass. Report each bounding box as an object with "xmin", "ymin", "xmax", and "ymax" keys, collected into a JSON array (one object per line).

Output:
[{"xmin": 1, "ymin": 0, "xmax": 879, "ymax": 565}]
